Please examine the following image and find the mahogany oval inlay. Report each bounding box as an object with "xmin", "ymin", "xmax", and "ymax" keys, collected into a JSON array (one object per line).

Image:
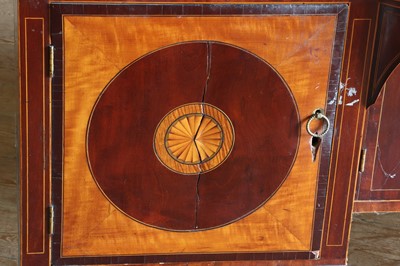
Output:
[{"xmin": 87, "ymin": 41, "xmax": 300, "ymax": 231}]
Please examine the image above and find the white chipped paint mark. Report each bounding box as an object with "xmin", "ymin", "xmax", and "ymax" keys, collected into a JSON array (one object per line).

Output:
[
  {"xmin": 339, "ymin": 77, "xmax": 350, "ymax": 92},
  {"xmin": 328, "ymin": 95, "xmax": 336, "ymax": 105},
  {"xmin": 328, "ymin": 86, "xmax": 339, "ymax": 105},
  {"xmin": 347, "ymin": 87, "xmax": 357, "ymax": 97},
  {"xmin": 338, "ymin": 95, "xmax": 343, "ymax": 105},
  {"xmin": 328, "ymin": 78, "xmax": 351, "ymax": 106},
  {"xmin": 377, "ymin": 146, "xmax": 399, "ymax": 185},
  {"xmin": 346, "ymin": 99, "xmax": 359, "ymax": 106},
  {"xmin": 314, "ymin": 83, "xmax": 320, "ymax": 90},
  {"xmin": 339, "ymin": 82, "xmax": 346, "ymax": 91},
  {"xmin": 339, "ymin": 77, "xmax": 351, "ymax": 94},
  {"xmin": 333, "ymin": 78, "xmax": 351, "ymax": 106},
  {"xmin": 311, "ymin": 250, "xmax": 320, "ymax": 259}
]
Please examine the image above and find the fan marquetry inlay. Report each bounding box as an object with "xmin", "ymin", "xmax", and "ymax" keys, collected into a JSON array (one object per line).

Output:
[
  {"xmin": 154, "ymin": 103, "xmax": 234, "ymax": 175},
  {"xmin": 166, "ymin": 114, "xmax": 223, "ymax": 164}
]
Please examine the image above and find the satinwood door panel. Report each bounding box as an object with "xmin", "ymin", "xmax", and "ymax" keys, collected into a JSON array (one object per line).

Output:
[{"xmin": 49, "ymin": 3, "xmax": 347, "ymax": 265}]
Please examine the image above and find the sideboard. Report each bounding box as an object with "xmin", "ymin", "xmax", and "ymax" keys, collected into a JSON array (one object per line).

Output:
[{"xmin": 19, "ymin": 0, "xmax": 400, "ymax": 265}]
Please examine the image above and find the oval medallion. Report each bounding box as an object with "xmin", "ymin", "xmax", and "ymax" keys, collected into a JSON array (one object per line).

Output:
[{"xmin": 87, "ymin": 41, "xmax": 299, "ymax": 231}]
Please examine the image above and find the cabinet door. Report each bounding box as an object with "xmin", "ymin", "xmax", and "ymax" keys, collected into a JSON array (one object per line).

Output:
[
  {"xmin": 354, "ymin": 0, "xmax": 400, "ymax": 212},
  {"xmin": 355, "ymin": 63, "xmax": 400, "ymax": 212},
  {"xmin": 49, "ymin": 3, "xmax": 347, "ymax": 265}
]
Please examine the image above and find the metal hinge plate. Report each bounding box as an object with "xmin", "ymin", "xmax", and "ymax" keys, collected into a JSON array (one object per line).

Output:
[
  {"xmin": 359, "ymin": 148, "xmax": 367, "ymax": 172},
  {"xmin": 48, "ymin": 205, "xmax": 54, "ymax": 235},
  {"xmin": 49, "ymin": 45, "xmax": 55, "ymax": 78}
]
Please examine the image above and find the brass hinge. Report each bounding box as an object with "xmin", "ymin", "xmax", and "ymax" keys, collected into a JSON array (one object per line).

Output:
[
  {"xmin": 48, "ymin": 205, "xmax": 54, "ymax": 235},
  {"xmin": 49, "ymin": 45, "xmax": 55, "ymax": 78},
  {"xmin": 359, "ymin": 148, "xmax": 367, "ymax": 172}
]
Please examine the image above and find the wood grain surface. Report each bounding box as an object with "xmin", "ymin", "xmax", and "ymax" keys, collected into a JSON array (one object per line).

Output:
[
  {"xmin": 165, "ymin": 113, "xmax": 224, "ymax": 164},
  {"xmin": 355, "ymin": 63, "xmax": 400, "ymax": 209},
  {"xmin": 13, "ymin": 0, "xmax": 400, "ymax": 265},
  {"xmin": 87, "ymin": 42, "xmax": 298, "ymax": 231},
  {"xmin": 62, "ymin": 14, "xmax": 336, "ymax": 256},
  {"xmin": 353, "ymin": 200, "xmax": 400, "ymax": 212},
  {"xmin": 368, "ymin": 0, "xmax": 400, "ymax": 106},
  {"xmin": 371, "ymin": 64, "xmax": 400, "ymax": 190},
  {"xmin": 153, "ymin": 103, "xmax": 235, "ymax": 175}
]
